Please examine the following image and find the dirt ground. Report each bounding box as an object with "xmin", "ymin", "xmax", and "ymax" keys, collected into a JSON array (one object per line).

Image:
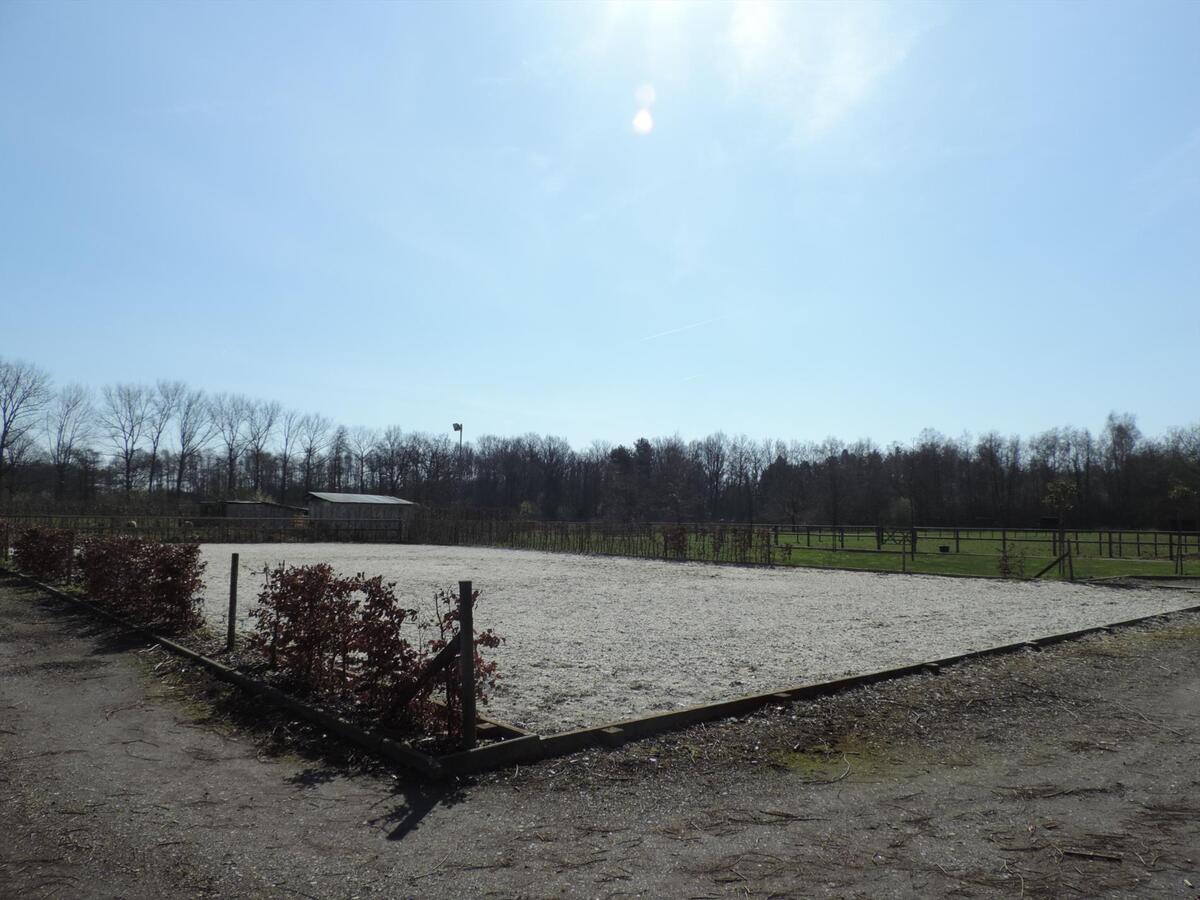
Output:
[{"xmin": 2, "ymin": 572, "xmax": 1199, "ymax": 899}]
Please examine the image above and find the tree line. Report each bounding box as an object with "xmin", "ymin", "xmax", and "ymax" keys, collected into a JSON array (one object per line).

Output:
[{"xmin": 2, "ymin": 356, "xmax": 1198, "ymax": 528}]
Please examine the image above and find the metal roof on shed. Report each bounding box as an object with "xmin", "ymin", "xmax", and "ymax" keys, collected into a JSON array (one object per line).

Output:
[
  {"xmin": 225, "ymin": 499, "xmax": 309, "ymax": 512},
  {"xmin": 306, "ymin": 492, "xmax": 417, "ymax": 505}
]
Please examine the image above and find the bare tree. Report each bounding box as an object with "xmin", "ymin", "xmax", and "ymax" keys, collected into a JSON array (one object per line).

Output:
[
  {"xmin": 653, "ymin": 435, "xmax": 690, "ymax": 522},
  {"xmin": 100, "ymin": 383, "xmax": 151, "ymax": 494},
  {"xmin": 173, "ymin": 386, "xmax": 213, "ymax": 495},
  {"xmin": 1102, "ymin": 412, "xmax": 1141, "ymax": 523},
  {"xmin": 44, "ymin": 384, "xmax": 93, "ymax": 499},
  {"xmin": 375, "ymin": 425, "xmax": 407, "ymax": 495},
  {"xmin": 2, "ymin": 432, "xmax": 38, "ymax": 496},
  {"xmin": 209, "ymin": 393, "xmax": 248, "ymax": 495},
  {"xmin": 349, "ymin": 426, "xmax": 379, "ymax": 492},
  {"xmin": 145, "ymin": 380, "xmax": 181, "ymax": 493},
  {"xmin": 0, "ymin": 357, "xmax": 52, "ymax": 496},
  {"xmin": 327, "ymin": 426, "xmax": 349, "ymax": 491},
  {"xmin": 299, "ymin": 413, "xmax": 331, "ymax": 493},
  {"xmin": 697, "ymin": 432, "xmax": 728, "ymax": 518},
  {"xmin": 245, "ymin": 399, "xmax": 281, "ymax": 492},
  {"xmin": 277, "ymin": 409, "xmax": 302, "ymax": 502}
]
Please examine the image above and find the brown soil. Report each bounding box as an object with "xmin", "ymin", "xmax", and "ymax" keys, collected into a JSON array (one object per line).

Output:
[{"xmin": 2, "ymin": 572, "xmax": 1199, "ymax": 898}]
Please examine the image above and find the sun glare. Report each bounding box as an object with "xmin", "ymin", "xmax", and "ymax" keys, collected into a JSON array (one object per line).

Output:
[{"xmin": 632, "ymin": 107, "xmax": 654, "ymax": 135}]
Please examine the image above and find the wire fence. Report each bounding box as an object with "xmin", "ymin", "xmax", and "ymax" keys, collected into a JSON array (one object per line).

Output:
[
  {"xmin": 2, "ymin": 514, "xmax": 1197, "ymax": 572},
  {"xmin": 0, "ymin": 514, "xmax": 403, "ymax": 545},
  {"xmin": 766, "ymin": 524, "xmax": 1200, "ymax": 561}
]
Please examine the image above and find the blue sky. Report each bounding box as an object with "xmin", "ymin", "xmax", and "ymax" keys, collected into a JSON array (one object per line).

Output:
[{"xmin": 2, "ymin": 0, "xmax": 1197, "ymax": 448}]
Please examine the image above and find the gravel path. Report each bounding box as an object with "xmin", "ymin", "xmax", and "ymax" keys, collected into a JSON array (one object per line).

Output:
[
  {"xmin": 7, "ymin": 575, "xmax": 1199, "ymax": 899},
  {"xmin": 195, "ymin": 544, "xmax": 1200, "ymax": 733}
]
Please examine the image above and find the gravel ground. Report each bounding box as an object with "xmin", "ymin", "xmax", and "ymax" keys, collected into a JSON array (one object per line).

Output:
[
  {"xmin": 4, "ymin": 574, "xmax": 1200, "ymax": 899},
  {"xmin": 196, "ymin": 543, "xmax": 1200, "ymax": 733}
]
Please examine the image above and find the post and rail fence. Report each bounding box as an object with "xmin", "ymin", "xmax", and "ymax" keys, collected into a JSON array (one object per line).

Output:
[{"xmin": 1, "ymin": 513, "xmax": 1197, "ymax": 572}]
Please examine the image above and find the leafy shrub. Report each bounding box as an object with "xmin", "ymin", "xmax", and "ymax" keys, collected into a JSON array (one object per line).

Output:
[
  {"xmin": 12, "ymin": 527, "xmax": 76, "ymax": 582},
  {"xmin": 423, "ymin": 585, "xmax": 502, "ymax": 731},
  {"xmin": 250, "ymin": 564, "xmax": 369, "ymax": 696},
  {"xmin": 251, "ymin": 564, "xmax": 501, "ymax": 734},
  {"xmin": 997, "ymin": 543, "xmax": 1026, "ymax": 579},
  {"xmin": 662, "ymin": 525, "xmax": 689, "ymax": 560},
  {"xmin": 79, "ymin": 537, "xmax": 204, "ymax": 633},
  {"xmin": 354, "ymin": 574, "xmax": 428, "ymax": 721}
]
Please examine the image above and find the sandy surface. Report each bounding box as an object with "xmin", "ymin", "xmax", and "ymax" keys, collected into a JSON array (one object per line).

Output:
[
  {"xmin": 7, "ymin": 575, "xmax": 1200, "ymax": 898},
  {"xmin": 195, "ymin": 543, "xmax": 1199, "ymax": 733}
]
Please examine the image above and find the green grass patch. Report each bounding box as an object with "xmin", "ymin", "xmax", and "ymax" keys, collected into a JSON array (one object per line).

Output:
[{"xmin": 770, "ymin": 546, "xmax": 1190, "ymax": 580}]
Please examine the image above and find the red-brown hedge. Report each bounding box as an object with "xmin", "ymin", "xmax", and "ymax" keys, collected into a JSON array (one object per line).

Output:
[
  {"xmin": 12, "ymin": 527, "xmax": 76, "ymax": 582},
  {"xmin": 79, "ymin": 537, "xmax": 205, "ymax": 634},
  {"xmin": 251, "ymin": 564, "xmax": 501, "ymax": 733}
]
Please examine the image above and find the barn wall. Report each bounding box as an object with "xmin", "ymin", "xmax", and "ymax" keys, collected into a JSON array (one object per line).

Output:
[
  {"xmin": 308, "ymin": 500, "xmax": 416, "ymax": 522},
  {"xmin": 226, "ymin": 503, "xmax": 302, "ymax": 520}
]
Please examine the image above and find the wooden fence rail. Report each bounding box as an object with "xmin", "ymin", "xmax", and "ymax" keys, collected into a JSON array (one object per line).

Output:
[{"xmin": 1, "ymin": 514, "xmax": 1197, "ymax": 568}]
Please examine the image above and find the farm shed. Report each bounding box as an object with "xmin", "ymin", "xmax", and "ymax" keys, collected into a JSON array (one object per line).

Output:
[
  {"xmin": 306, "ymin": 491, "xmax": 419, "ymax": 523},
  {"xmin": 224, "ymin": 500, "xmax": 308, "ymax": 520}
]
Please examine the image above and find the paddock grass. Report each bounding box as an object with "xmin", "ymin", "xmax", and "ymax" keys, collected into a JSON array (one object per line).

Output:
[
  {"xmin": 773, "ymin": 527, "xmax": 1196, "ymax": 561},
  {"xmin": 766, "ymin": 546, "xmax": 1188, "ymax": 580},
  {"xmin": 2, "ymin": 514, "xmax": 1194, "ymax": 581},
  {"xmin": 764, "ymin": 527, "xmax": 1196, "ymax": 579}
]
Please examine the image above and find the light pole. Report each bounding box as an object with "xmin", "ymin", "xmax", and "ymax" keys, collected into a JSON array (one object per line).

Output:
[{"xmin": 452, "ymin": 423, "xmax": 464, "ymax": 496}]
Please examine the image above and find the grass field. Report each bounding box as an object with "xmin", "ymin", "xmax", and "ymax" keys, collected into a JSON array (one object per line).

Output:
[
  {"xmin": 774, "ymin": 526, "xmax": 1195, "ymax": 558},
  {"xmin": 768, "ymin": 545, "xmax": 1188, "ymax": 579},
  {"xmin": 766, "ymin": 527, "xmax": 1196, "ymax": 579}
]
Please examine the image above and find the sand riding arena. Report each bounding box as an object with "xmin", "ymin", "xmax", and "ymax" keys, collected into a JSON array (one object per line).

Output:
[{"xmin": 196, "ymin": 543, "xmax": 1200, "ymax": 735}]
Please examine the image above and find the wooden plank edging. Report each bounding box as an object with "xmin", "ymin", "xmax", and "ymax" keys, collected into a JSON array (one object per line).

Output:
[
  {"xmin": 7, "ymin": 566, "xmax": 1198, "ymax": 779},
  {"xmin": 437, "ymin": 599, "xmax": 1200, "ymax": 776}
]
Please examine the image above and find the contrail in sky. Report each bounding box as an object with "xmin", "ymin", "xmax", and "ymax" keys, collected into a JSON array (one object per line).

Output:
[{"xmin": 638, "ymin": 314, "xmax": 729, "ymax": 343}]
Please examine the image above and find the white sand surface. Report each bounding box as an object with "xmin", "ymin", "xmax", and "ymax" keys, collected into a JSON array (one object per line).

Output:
[{"xmin": 196, "ymin": 543, "xmax": 1198, "ymax": 734}]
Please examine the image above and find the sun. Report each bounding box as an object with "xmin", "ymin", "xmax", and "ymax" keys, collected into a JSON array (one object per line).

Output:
[{"xmin": 632, "ymin": 108, "xmax": 654, "ymax": 135}]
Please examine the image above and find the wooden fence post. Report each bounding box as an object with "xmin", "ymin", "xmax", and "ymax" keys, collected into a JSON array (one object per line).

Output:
[
  {"xmin": 459, "ymin": 580, "xmax": 476, "ymax": 750},
  {"xmin": 227, "ymin": 553, "xmax": 239, "ymax": 653}
]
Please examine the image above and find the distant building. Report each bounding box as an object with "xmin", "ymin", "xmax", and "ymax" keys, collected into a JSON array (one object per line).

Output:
[
  {"xmin": 306, "ymin": 491, "xmax": 419, "ymax": 523},
  {"xmin": 224, "ymin": 499, "xmax": 309, "ymax": 519}
]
